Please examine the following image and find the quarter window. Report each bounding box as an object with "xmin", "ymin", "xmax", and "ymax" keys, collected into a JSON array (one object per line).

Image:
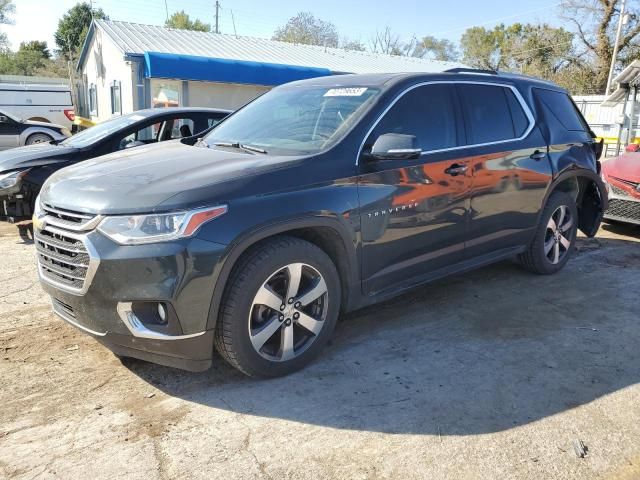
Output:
[
  {"xmin": 458, "ymin": 84, "xmax": 528, "ymax": 144},
  {"xmin": 534, "ymin": 88, "xmax": 587, "ymax": 131},
  {"xmin": 367, "ymin": 84, "xmax": 459, "ymax": 152}
]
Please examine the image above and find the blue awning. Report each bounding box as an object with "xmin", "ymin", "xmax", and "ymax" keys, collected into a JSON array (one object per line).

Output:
[{"xmin": 143, "ymin": 52, "xmax": 332, "ymax": 86}]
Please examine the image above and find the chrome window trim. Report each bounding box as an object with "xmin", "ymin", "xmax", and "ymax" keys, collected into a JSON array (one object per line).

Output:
[
  {"xmin": 355, "ymin": 80, "xmax": 536, "ymax": 166},
  {"xmin": 35, "ymin": 226, "xmax": 100, "ymax": 296},
  {"xmin": 116, "ymin": 302, "xmax": 207, "ymax": 341}
]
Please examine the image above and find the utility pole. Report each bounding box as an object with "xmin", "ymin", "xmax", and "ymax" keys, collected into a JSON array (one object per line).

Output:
[
  {"xmin": 606, "ymin": 0, "xmax": 627, "ymax": 95},
  {"xmin": 215, "ymin": 1, "xmax": 220, "ymax": 34}
]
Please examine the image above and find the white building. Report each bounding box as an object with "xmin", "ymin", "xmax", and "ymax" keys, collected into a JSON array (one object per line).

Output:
[{"xmin": 76, "ymin": 19, "xmax": 461, "ymax": 122}]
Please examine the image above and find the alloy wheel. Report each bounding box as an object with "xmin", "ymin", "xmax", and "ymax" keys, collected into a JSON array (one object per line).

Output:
[
  {"xmin": 248, "ymin": 263, "xmax": 329, "ymax": 362},
  {"xmin": 544, "ymin": 205, "xmax": 573, "ymax": 265}
]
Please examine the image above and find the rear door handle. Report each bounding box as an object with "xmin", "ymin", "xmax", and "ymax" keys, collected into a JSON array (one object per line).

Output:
[
  {"xmin": 445, "ymin": 164, "xmax": 468, "ymax": 176},
  {"xmin": 530, "ymin": 150, "xmax": 547, "ymax": 160}
]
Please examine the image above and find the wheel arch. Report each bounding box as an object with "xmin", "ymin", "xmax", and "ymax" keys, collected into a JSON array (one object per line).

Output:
[
  {"xmin": 540, "ymin": 168, "xmax": 608, "ymax": 238},
  {"xmin": 205, "ymin": 216, "xmax": 360, "ymax": 331}
]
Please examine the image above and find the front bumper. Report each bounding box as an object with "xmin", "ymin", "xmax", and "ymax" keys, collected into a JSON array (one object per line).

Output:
[{"xmin": 38, "ymin": 226, "xmax": 228, "ymax": 371}]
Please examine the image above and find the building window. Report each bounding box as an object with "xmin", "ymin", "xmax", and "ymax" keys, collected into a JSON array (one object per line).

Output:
[
  {"xmin": 88, "ymin": 84, "xmax": 98, "ymax": 117},
  {"xmin": 151, "ymin": 80, "xmax": 181, "ymax": 108},
  {"xmin": 110, "ymin": 81, "xmax": 122, "ymax": 115}
]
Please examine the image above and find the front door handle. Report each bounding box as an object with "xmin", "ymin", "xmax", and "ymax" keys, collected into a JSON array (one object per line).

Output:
[
  {"xmin": 530, "ymin": 150, "xmax": 547, "ymax": 160},
  {"xmin": 445, "ymin": 164, "xmax": 468, "ymax": 176}
]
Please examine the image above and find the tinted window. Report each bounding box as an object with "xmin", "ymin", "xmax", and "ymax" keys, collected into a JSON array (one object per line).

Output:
[
  {"xmin": 458, "ymin": 84, "xmax": 521, "ymax": 144},
  {"xmin": 534, "ymin": 88, "xmax": 586, "ymax": 131},
  {"xmin": 368, "ymin": 84, "xmax": 458, "ymax": 152},
  {"xmin": 505, "ymin": 90, "xmax": 529, "ymax": 137}
]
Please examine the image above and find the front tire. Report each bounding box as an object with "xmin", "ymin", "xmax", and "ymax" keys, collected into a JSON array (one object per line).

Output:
[
  {"xmin": 518, "ymin": 191, "xmax": 578, "ymax": 274},
  {"xmin": 25, "ymin": 133, "xmax": 53, "ymax": 145},
  {"xmin": 214, "ymin": 236, "xmax": 341, "ymax": 377}
]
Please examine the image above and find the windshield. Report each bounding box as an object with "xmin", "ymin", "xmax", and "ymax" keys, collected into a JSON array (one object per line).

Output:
[
  {"xmin": 61, "ymin": 113, "xmax": 151, "ymax": 148},
  {"xmin": 0, "ymin": 109, "xmax": 22, "ymax": 122},
  {"xmin": 204, "ymin": 86, "xmax": 380, "ymax": 155}
]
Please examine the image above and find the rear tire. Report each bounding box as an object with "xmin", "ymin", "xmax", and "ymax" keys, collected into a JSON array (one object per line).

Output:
[
  {"xmin": 518, "ymin": 191, "xmax": 578, "ymax": 274},
  {"xmin": 25, "ymin": 133, "xmax": 53, "ymax": 145},
  {"xmin": 214, "ymin": 236, "xmax": 341, "ymax": 377}
]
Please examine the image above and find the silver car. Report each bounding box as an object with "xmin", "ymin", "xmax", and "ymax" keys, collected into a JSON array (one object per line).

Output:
[{"xmin": 0, "ymin": 110, "xmax": 70, "ymax": 150}]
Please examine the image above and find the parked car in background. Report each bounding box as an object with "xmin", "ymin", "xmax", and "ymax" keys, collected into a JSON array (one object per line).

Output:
[
  {"xmin": 601, "ymin": 148, "xmax": 640, "ymax": 225},
  {"xmin": 0, "ymin": 110, "xmax": 70, "ymax": 150},
  {"xmin": 0, "ymin": 107, "xmax": 230, "ymax": 233},
  {"xmin": 0, "ymin": 83, "xmax": 75, "ymax": 129},
  {"xmin": 34, "ymin": 71, "xmax": 607, "ymax": 378}
]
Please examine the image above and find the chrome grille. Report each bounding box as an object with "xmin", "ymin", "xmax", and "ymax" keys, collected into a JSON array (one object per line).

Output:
[
  {"xmin": 41, "ymin": 204, "xmax": 102, "ymax": 231},
  {"xmin": 35, "ymin": 204, "xmax": 101, "ymax": 294}
]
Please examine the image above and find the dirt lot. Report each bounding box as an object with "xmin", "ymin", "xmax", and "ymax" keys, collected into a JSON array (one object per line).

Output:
[{"xmin": 1, "ymin": 221, "xmax": 639, "ymax": 480}]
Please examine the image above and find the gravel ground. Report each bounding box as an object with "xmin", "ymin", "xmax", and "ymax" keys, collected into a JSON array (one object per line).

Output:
[{"xmin": 1, "ymin": 221, "xmax": 639, "ymax": 480}]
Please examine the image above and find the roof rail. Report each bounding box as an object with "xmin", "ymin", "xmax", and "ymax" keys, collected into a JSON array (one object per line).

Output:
[{"xmin": 445, "ymin": 67, "xmax": 498, "ymax": 75}]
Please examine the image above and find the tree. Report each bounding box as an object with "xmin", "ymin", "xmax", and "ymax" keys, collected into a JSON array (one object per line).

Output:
[
  {"xmin": 165, "ymin": 10, "xmax": 210, "ymax": 32},
  {"xmin": 369, "ymin": 27, "xmax": 404, "ymax": 55},
  {"xmin": 0, "ymin": 0, "xmax": 15, "ymax": 52},
  {"xmin": 273, "ymin": 12, "xmax": 339, "ymax": 48},
  {"xmin": 561, "ymin": 0, "xmax": 640, "ymax": 93},
  {"xmin": 55, "ymin": 2, "xmax": 108, "ymax": 59},
  {"xmin": 341, "ymin": 38, "xmax": 366, "ymax": 51},
  {"xmin": 19, "ymin": 41, "xmax": 50, "ymax": 59},
  {"xmin": 410, "ymin": 35, "xmax": 458, "ymax": 61}
]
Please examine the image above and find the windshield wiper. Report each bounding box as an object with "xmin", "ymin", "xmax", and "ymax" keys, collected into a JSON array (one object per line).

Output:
[{"xmin": 213, "ymin": 141, "xmax": 268, "ymax": 154}]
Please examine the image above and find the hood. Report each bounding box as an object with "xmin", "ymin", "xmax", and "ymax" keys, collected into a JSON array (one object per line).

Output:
[
  {"xmin": 0, "ymin": 143, "xmax": 76, "ymax": 173},
  {"xmin": 40, "ymin": 141, "xmax": 304, "ymax": 214},
  {"xmin": 602, "ymin": 152, "xmax": 640, "ymax": 183},
  {"xmin": 24, "ymin": 119, "xmax": 65, "ymax": 131}
]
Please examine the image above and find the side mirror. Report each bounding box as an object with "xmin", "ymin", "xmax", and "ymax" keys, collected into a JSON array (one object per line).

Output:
[
  {"xmin": 0, "ymin": 115, "xmax": 9, "ymax": 123},
  {"xmin": 368, "ymin": 133, "xmax": 421, "ymax": 160}
]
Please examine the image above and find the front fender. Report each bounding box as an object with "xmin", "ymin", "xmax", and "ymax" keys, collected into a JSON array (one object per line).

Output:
[
  {"xmin": 203, "ymin": 214, "xmax": 361, "ymax": 330},
  {"xmin": 19, "ymin": 126, "xmax": 67, "ymax": 145}
]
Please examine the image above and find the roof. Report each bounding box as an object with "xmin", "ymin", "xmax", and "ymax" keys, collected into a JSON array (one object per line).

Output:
[
  {"xmin": 125, "ymin": 107, "xmax": 233, "ymax": 117},
  {"xmin": 79, "ymin": 19, "xmax": 461, "ymax": 75},
  {"xmin": 602, "ymin": 60, "xmax": 640, "ymax": 106}
]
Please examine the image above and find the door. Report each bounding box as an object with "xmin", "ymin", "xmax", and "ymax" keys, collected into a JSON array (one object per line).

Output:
[
  {"xmin": 358, "ymin": 83, "xmax": 471, "ymax": 295},
  {"xmin": 0, "ymin": 115, "xmax": 22, "ymax": 150},
  {"xmin": 455, "ymin": 83, "xmax": 553, "ymax": 259}
]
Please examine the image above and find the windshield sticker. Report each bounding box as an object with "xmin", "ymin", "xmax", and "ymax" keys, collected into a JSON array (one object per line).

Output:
[{"xmin": 324, "ymin": 87, "xmax": 368, "ymax": 97}]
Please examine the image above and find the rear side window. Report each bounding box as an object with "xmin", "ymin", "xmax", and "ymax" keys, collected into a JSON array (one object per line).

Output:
[
  {"xmin": 368, "ymin": 84, "xmax": 459, "ymax": 152},
  {"xmin": 457, "ymin": 84, "xmax": 529, "ymax": 144},
  {"xmin": 534, "ymin": 88, "xmax": 586, "ymax": 131}
]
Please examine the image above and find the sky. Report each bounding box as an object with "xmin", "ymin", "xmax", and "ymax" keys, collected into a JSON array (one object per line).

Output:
[{"xmin": 3, "ymin": 0, "xmax": 566, "ymax": 53}]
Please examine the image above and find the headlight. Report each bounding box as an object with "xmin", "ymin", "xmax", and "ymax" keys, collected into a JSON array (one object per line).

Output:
[
  {"xmin": 0, "ymin": 170, "xmax": 28, "ymax": 190},
  {"xmin": 97, "ymin": 205, "xmax": 227, "ymax": 245}
]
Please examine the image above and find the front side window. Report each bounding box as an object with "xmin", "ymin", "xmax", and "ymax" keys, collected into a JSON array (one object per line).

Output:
[
  {"xmin": 457, "ymin": 84, "xmax": 528, "ymax": 144},
  {"xmin": 204, "ymin": 86, "xmax": 380, "ymax": 155},
  {"xmin": 365, "ymin": 84, "xmax": 459, "ymax": 153},
  {"xmin": 166, "ymin": 118, "xmax": 195, "ymax": 139}
]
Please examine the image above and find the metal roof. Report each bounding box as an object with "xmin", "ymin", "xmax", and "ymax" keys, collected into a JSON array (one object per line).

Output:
[
  {"xmin": 86, "ymin": 19, "xmax": 461, "ymax": 74},
  {"xmin": 601, "ymin": 60, "xmax": 640, "ymax": 106}
]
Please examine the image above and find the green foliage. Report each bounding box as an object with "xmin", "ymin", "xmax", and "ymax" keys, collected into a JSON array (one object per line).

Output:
[
  {"xmin": 0, "ymin": 0, "xmax": 14, "ymax": 52},
  {"xmin": 165, "ymin": 10, "xmax": 210, "ymax": 32},
  {"xmin": 0, "ymin": 41, "xmax": 68, "ymax": 77},
  {"xmin": 20, "ymin": 41, "xmax": 50, "ymax": 59},
  {"xmin": 273, "ymin": 12, "xmax": 339, "ymax": 48},
  {"xmin": 54, "ymin": 2, "xmax": 107, "ymax": 59},
  {"xmin": 411, "ymin": 35, "xmax": 458, "ymax": 61}
]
